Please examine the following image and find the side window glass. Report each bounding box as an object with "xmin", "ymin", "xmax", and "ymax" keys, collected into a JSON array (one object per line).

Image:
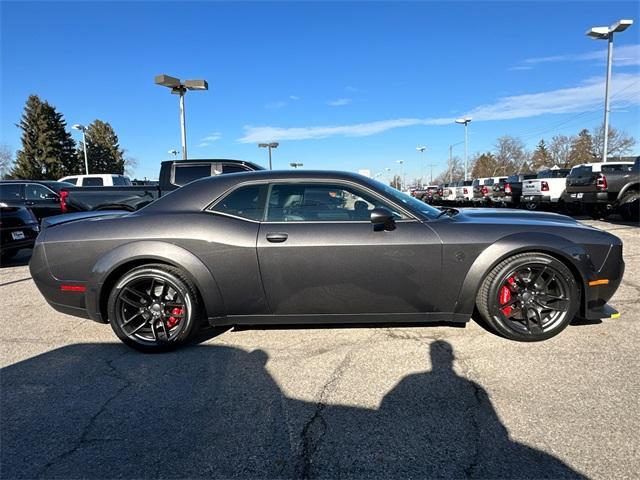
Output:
[
  {"xmin": 222, "ymin": 164, "xmax": 250, "ymax": 174},
  {"xmin": 265, "ymin": 183, "xmax": 405, "ymax": 222},
  {"xmin": 0, "ymin": 184, "xmax": 22, "ymax": 201},
  {"xmin": 65, "ymin": 177, "xmax": 78, "ymax": 185},
  {"xmin": 83, "ymin": 177, "xmax": 104, "ymax": 186},
  {"xmin": 173, "ymin": 165, "xmax": 212, "ymax": 186},
  {"xmin": 211, "ymin": 185, "xmax": 266, "ymax": 221},
  {"xmin": 25, "ymin": 184, "xmax": 55, "ymax": 200}
]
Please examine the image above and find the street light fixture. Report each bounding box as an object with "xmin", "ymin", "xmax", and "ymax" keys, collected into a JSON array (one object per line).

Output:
[
  {"xmin": 586, "ymin": 19, "xmax": 634, "ymax": 162},
  {"xmin": 455, "ymin": 116, "xmax": 472, "ymax": 180},
  {"xmin": 168, "ymin": 149, "xmax": 179, "ymax": 158},
  {"xmin": 290, "ymin": 162, "xmax": 303, "ymax": 169},
  {"xmin": 258, "ymin": 142, "xmax": 279, "ymax": 170},
  {"xmin": 155, "ymin": 74, "xmax": 209, "ymax": 161},
  {"xmin": 72, "ymin": 124, "xmax": 89, "ymax": 174}
]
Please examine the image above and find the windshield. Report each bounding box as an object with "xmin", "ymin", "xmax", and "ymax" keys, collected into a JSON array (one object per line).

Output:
[{"xmin": 375, "ymin": 181, "xmax": 443, "ymax": 220}]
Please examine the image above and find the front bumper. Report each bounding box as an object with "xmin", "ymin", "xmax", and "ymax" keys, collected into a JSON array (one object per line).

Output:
[{"xmin": 580, "ymin": 243, "xmax": 625, "ymax": 320}]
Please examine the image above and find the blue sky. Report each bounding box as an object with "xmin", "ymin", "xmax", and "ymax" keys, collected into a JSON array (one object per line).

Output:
[{"xmin": 1, "ymin": 1, "xmax": 639, "ymax": 181}]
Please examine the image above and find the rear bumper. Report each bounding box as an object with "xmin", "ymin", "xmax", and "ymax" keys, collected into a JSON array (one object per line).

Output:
[
  {"xmin": 566, "ymin": 191, "xmax": 611, "ymax": 205},
  {"xmin": 521, "ymin": 195, "xmax": 553, "ymax": 204}
]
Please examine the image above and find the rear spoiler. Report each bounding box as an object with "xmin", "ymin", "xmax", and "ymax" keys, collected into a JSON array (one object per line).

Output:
[{"xmin": 41, "ymin": 211, "xmax": 129, "ymax": 229}]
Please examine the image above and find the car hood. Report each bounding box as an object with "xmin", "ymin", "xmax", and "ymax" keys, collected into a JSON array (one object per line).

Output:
[{"xmin": 451, "ymin": 208, "xmax": 591, "ymax": 228}]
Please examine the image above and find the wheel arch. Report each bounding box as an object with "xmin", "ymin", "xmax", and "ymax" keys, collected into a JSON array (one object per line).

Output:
[
  {"xmin": 86, "ymin": 241, "xmax": 225, "ymax": 323},
  {"xmin": 453, "ymin": 232, "xmax": 589, "ymax": 318},
  {"xmin": 617, "ymin": 182, "xmax": 639, "ymax": 200}
]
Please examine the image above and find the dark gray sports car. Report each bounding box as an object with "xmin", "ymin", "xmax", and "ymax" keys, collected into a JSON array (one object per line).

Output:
[{"xmin": 30, "ymin": 170, "xmax": 624, "ymax": 351}]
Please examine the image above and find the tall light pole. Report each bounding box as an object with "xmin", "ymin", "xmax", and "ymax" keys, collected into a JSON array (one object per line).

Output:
[
  {"xmin": 455, "ymin": 117, "xmax": 472, "ymax": 180},
  {"xmin": 586, "ymin": 19, "xmax": 633, "ymax": 162},
  {"xmin": 72, "ymin": 124, "xmax": 89, "ymax": 174},
  {"xmin": 396, "ymin": 160, "xmax": 405, "ymax": 191},
  {"xmin": 416, "ymin": 146, "xmax": 426, "ymax": 184},
  {"xmin": 258, "ymin": 142, "xmax": 279, "ymax": 170},
  {"xmin": 155, "ymin": 74, "xmax": 208, "ymax": 160},
  {"xmin": 448, "ymin": 141, "xmax": 464, "ymax": 182}
]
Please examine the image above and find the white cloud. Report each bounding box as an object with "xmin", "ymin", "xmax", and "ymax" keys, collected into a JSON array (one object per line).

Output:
[
  {"xmin": 237, "ymin": 73, "xmax": 639, "ymax": 143},
  {"xmin": 521, "ymin": 44, "xmax": 639, "ymax": 67},
  {"xmin": 328, "ymin": 98, "xmax": 352, "ymax": 106},
  {"xmin": 509, "ymin": 65, "xmax": 534, "ymax": 71},
  {"xmin": 198, "ymin": 132, "xmax": 222, "ymax": 147},
  {"xmin": 289, "ymin": 95, "xmax": 300, "ymax": 101}
]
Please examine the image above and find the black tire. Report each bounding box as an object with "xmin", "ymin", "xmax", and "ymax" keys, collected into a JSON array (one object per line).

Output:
[
  {"xmin": 476, "ymin": 252, "xmax": 579, "ymax": 342},
  {"xmin": 107, "ymin": 264, "xmax": 203, "ymax": 352},
  {"xmin": 618, "ymin": 192, "xmax": 639, "ymax": 222}
]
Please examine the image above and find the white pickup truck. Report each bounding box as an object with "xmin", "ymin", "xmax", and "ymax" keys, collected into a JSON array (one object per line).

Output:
[{"xmin": 521, "ymin": 168, "xmax": 571, "ymax": 210}]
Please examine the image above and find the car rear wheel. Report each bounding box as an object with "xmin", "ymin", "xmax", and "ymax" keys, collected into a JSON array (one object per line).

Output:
[
  {"xmin": 618, "ymin": 192, "xmax": 639, "ymax": 222},
  {"xmin": 107, "ymin": 264, "xmax": 202, "ymax": 352},
  {"xmin": 476, "ymin": 253, "xmax": 579, "ymax": 341}
]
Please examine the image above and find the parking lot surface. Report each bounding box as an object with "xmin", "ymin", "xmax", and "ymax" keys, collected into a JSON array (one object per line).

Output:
[{"xmin": 1, "ymin": 218, "xmax": 639, "ymax": 479}]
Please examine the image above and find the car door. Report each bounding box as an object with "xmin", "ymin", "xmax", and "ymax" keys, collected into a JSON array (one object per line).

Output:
[
  {"xmin": 256, "ymin": 181, "xmax": 442, "ymax": 315},
  {"xmin": 24, "ymin": 183, "xmax": 60, "ymax": 220}
]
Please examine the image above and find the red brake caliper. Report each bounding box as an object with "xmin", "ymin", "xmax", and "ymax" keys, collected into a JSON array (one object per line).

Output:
[
  {"xmin": 166, "ymin": 307, "xmax": 183, "ymax": 329},
  {"xmin": 499, "ymin": 277, "xmax": 515, "ymax": 315}
]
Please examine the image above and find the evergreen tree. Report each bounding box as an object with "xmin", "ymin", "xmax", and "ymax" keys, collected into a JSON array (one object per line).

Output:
[
  {"xmin": 78, "ymin": 120, "xmax": 125, "ymax": 174},
  {"xmin": 568, "ymin": 129, "xmax": 596, "ymax": 167},
  {"xmin": 530, "ymin": 139, "xmax": 553, "ymax": 172},
  {"xmin": 11, "ymin": 95, "xmax": 77, "ymax": 179}
]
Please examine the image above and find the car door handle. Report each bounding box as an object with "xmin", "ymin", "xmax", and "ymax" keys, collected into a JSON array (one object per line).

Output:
[
  {"xmin": 266, "ymin": 233, "xmax": 288, "ymax": 243},
  {"xmin": 25, "ymin": 201, "xmax": 35, "ymax": 206}
]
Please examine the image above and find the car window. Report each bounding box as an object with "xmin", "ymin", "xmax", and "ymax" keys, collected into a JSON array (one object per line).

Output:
[
  {"xmin": 112, "ymin": 176, "xmax": 129, "ymax": 186},
  {"xmin": 0, "ymin": 184, "xmax": 22, "ymax": 201},
  {"xmin": 222, "ymin": 164, "xmax": 250, "ymax": 174},
  {"xmin": 266, "ymin": 183, "xmax": 408, "ymax": 222},
  {"xmin": 211, "ymin": 185, "xmax": 267, "ymax": 221},
  {"xmin": 539, "ymin": 169, "xmax": 570, "ymax": 178},
  {"xmin": 602, "ymin": 164, "xmax": 633, "ymax": 174},
  {"xmin": 173, "ymin": 164, "xmax": 212, "ymax": 186},
  {"xmin": 64, "ymin": 177, "xmax": 78, "ymax": 185},
  {"xmin": 25, "ymin": 184, "xmax": 56, "ymax": 200},
  {"xmin": 83, "ymin": 177, "xmax": 104, "ymax": 186},
  {"xmin": 568, "ymin": 166, "xmax": 592, "ymax": 177}
]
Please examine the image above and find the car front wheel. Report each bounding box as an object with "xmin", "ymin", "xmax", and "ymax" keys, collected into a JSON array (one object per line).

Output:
[
  {"xmin": 107, "ymin": 264, "xmax": 202, "ymax": 352},
  {"xmin": 476, "ymin": 253, "xmax": 579, "ymax": 341}
]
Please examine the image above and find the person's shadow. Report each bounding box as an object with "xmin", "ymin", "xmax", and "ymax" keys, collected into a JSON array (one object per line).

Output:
[{"xmin": 1, "ymin": 340, "xmax": 584, "ymax": 479}]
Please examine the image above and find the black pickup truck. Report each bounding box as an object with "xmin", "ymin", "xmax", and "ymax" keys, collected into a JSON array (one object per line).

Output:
[
  {"xmin": 62, "ymin": 159, "xmax": 264, "ymax": 213},
  {"xmin": 565, "ymin": 159, "xmax": 638, "ymax": 220}
]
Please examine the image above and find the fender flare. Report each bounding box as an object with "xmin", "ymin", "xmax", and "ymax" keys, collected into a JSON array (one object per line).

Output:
[
  {"xmin": 453, "ymin": 232, "xmax": 592, "ymax": 316},
  {"xmin": 85, "ymin": 240, "xmax": 225, "ymax": 322},
  {"xmin": 617, "ymin": 182, "xmax": 639, "ymax": 201}
]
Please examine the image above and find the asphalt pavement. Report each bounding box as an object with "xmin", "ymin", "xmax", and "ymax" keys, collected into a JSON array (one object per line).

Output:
[{"xmin": 1, "ymin": 218, "xmax": 638, "ymax": 479}]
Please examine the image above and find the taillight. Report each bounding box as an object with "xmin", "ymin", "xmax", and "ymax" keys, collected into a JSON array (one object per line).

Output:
[
  {"xmin": 463, "ymin": 187, "xmax": 468, "ymax": 194},
  {"xmin": 541, "ymin": 181, "xmax": 549, "ymax": 192},
  {"xmin": 504, "ymin": 183, "xmax": 512, "ymax": 194},
  {"xmin": 596, "ymin": 174, "xmax": 608, "ymax": 190},
  {"xmin": 60, "ymin": 190, "xmax": 68, "ymax": 213},
  {"xmin": 481, "ymin": 186, "xmax": 489, "ymax": 195}
]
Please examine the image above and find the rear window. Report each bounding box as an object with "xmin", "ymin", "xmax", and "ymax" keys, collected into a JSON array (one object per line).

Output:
[
  {"xmin": 173, "ymin": 164, "xmax": 212, "ymax": 186},
  {"xmin": 0, "ymin": 184, "xmax": 22, "ymax": 201},
  {"xmin": 568, "ymin": 166, "xmax": 592, "ymax": 177},
  {"xmin": 83, "ymin": 177, "xmax": 104, "ymax": 186},
  {"xmin": 538, "ymin": 169, "xmax": 570, "ymax": 179},
  {"xmin": 64, "ymin": 177, "xmax": 78, "ymax": 185},
  {"xmin": 484, "ymin": 179, "xmax": 495, "ymax": 186},
  {"xmin": 222, "ymin": 164, "xmax": 250, "ymax": 174}
]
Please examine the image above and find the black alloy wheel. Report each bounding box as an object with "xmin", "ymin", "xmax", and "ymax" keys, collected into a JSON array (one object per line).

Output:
[
  {"xmin": 477, "ymin": 253, "xmax": 579, "ymax": 341},
  {"xmin": 108, "ymin": 264, "xmax": 201, "ymax": 352}
]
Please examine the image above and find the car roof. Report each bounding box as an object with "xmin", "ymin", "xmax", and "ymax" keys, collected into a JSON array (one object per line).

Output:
[
  {"xmin": 143, "ymin": 170, "xmax": 382, "ymax": 213},
  {"xmin": 572, "ymin": 161, "xmax": 633, "ymax": 170},
  {"xmin": 161, "ymin": 158, "xmax": 266, "ymax": 170},
  {"xmin": 0, "ymin": 179, "xmax": 70, "ymax": 187}
]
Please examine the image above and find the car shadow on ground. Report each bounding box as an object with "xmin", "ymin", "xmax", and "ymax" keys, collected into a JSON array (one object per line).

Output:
[
  {"xmin": 2, "ymin": 340, "xmax": 585, "ymax": 479},
  {"xmin": 0, "ymin": 248, "xmax": 31, "ymax": 268}
]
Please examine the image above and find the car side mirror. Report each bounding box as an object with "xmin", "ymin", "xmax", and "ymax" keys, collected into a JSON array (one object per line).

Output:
[{"xmin": 370, "ymin": 207, "xmax": 396, "ymax": 231}]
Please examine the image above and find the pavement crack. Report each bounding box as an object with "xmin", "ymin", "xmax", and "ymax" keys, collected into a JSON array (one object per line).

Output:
[
  {"xmin": 298, "ymin": 352, "xmax": 352, "ymax": 479},
  {"xmin": 35, "ymin": 351, "xmax": 132, "ymax": 477}
]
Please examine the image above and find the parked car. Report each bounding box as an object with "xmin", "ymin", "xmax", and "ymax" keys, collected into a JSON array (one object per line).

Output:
[
  {"xmin": 0, "ymin": 204, "xmax": 39, "ymax": 261},
  {"xmin": 472, "ymin": 178, "xmax": 506, "ymax": 205},
  {"xmin": 442, "ymin": 182, "xmax": 458, "ymax": 204},
  {"xmin": 59, "ymin": 174, "xmax": 132, "ymax": 187},
  {"xmin": 31, "ymin": 170, "xmax": 624, "ymax": 352},
  {"xmin": 521, "ymin": 169, "xmax": 571, "ymax": 210},
  {"xmin": 61, "ymin": 159, "xmax": 264, "ymax": 213},
  {"xmin": 0, "ymin": 180, "xmax": 74, "ymax": 221},
  {"xmin": 565, "ymin": 160, "xmax": 638, "ymax": 220},
  {"xmin": 490, "ymin": 173, "xmax": 537, "ymax": 207},
  {"xmin": 455, "ymin": 180, "xmax": 474, "ymax": 204}
]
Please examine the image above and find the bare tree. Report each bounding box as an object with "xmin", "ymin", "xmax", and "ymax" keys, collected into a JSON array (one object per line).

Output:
[
  {"xmin": 471, "ymin": 152, "xmax": 499, "ymax": 178},
  {"xmin": 0, "ymin": 144, "xmax": 13, "ymax": 179},
  {"xmin": 591, "ymin": 124, "xmax": 636, "ymax": 160},
  {"xmin": 390, "ymin": 174, "xmax": 402, "ymax": 189},
  {"xmin": 494, "ymin": 136, "xmax": 530, "ymax": 175},
  {"xmin": 549, "ymin": 135, "xmax": 573, "ymax": 168},
  {"xmin": 123, "ymin": 150, "xmax": 138, "ymax": 177}
]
